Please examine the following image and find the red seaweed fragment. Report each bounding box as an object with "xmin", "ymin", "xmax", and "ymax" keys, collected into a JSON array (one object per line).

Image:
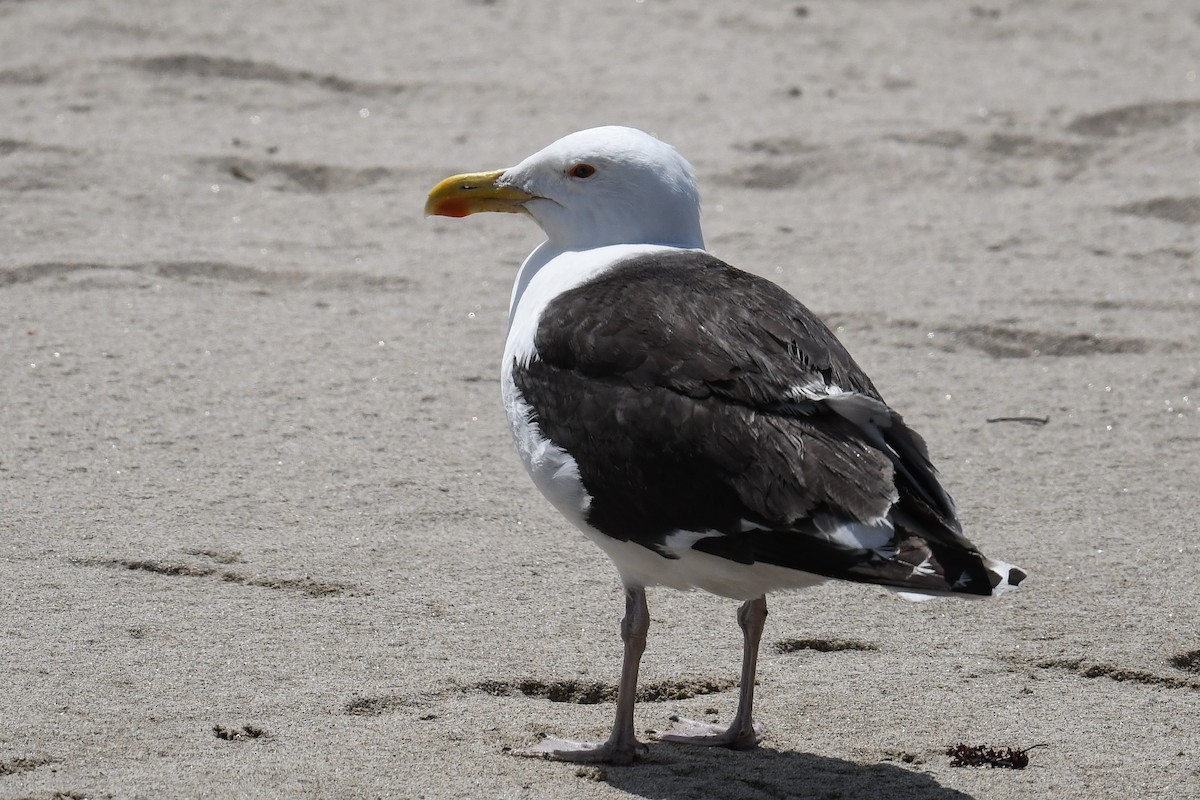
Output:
[{"xmin": 947, "ymin": 743, "xmax": 1045, "ymax": 769}]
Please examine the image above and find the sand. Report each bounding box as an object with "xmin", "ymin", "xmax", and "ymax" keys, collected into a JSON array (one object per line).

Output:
[{"xmin": 2, "ymin": 1, "xmax": 1198, "ymax": 798}]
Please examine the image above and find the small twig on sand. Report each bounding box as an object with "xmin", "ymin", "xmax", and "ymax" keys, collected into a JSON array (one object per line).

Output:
[{"xmin": 986, "ymin": 415, "xmax": 1049, "ymax": 427}]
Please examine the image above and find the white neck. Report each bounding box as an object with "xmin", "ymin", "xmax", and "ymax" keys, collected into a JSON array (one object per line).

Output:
[
  {"xmin": 508, "ymin": 229, "xmax": 706, "ymax": 332},
  {"xmin": 508, "ymin": 241, "xmax": 559, "ymax": 330},
  {"xmin": 506, "ymin": 243, "xmax": 696, "ymax": 341}
]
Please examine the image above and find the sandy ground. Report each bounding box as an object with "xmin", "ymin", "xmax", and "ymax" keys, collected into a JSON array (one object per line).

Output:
[{"xmin": 2, "ymin": 1, "xmax": 1199, "ymax": 798}]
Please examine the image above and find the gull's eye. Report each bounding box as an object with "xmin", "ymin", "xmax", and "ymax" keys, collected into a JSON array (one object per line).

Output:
[{"xmin": 568, "ymin": 163, "xmax": 596, "ymax": 179}]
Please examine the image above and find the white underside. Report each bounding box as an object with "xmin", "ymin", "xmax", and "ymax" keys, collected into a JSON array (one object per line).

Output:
[{"xmin": 583, "ymin": 528, "xmax": 831, "ymax": 600}]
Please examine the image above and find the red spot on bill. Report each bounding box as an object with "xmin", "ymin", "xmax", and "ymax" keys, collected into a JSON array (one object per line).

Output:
[{"xmin": 431, "ymin": 196, "xmax": 473, "ymax": 218}]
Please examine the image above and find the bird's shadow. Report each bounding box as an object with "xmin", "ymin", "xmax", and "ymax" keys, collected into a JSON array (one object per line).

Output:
[{"xmin": 591, "ymin": 742, "xmax": 976, "ymax": 800}]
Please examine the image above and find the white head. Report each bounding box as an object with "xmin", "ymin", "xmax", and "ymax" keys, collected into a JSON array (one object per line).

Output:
[{"xmin": 426, "ymin": 126, "xmax": 705, "ymax": 251}]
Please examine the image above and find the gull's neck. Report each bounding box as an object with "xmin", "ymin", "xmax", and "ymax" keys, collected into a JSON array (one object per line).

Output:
[
  {"xmin": 507, "ymin": 240, "xmax": 705, "ymax": 332},
  {"xmin": 508, "ymin": 223, "xmax": 705, "ymax": 331}
]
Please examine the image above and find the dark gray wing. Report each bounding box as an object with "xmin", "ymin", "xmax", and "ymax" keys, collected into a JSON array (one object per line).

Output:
[{"xmin": 515, "ymin": 250, "xmax": 995, "ymax": 594}]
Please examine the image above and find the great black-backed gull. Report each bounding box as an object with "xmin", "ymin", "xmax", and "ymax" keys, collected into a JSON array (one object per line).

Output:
[{"xmin": 425, "ymin": 126, "xmax": 1025, "ymax": 765}]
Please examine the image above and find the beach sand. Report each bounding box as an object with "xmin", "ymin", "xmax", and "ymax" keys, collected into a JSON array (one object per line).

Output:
[{"xmin": 2, "ymin": 1, "xmax": 1198, "ymax": 798}]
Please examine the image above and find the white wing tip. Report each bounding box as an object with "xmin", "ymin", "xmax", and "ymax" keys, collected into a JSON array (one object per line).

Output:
[
  {"xmin": 888, "ymin": 558, "xmax": 1027, "ymax": 603},
  {"xmin": 986, "ymin": 558, "xmax": 1027, "ymax": 596}
]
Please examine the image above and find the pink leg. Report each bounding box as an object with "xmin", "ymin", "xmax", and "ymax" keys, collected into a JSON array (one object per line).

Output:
[
  {"xmin": 657, "ymin": 595, "xmax": 767, "ymax": 750},
  {"xmin": 511, "ymin": 588, "xmax": 650, "ymax": 764}
]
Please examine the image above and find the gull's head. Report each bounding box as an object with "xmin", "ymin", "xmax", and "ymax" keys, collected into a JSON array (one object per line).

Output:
[{"xmin": 425, "ymin": 126, "xmax": 704, "ymax": 251}]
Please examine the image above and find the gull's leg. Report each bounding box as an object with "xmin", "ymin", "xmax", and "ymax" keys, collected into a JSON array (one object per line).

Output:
[
  {"xmin": 510, "ymin": 587, "xmax": 650, "ymax": 764},
  {"xmin": 657, "ymin": 595, "xmax": 767, "ymax": 750}
]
